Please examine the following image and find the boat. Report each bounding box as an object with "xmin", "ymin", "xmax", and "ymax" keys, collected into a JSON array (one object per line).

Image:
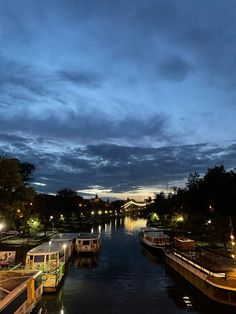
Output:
[
  {"xmin": 25, "ymin": 241, "xmax": 70, "ymax": 292},
  {"xmin": 139, "ymin": 227, "xmax": 160, "ymax": 234},
  {"xmin": 75, "ymin": 233, "xmax": 101, "ymax": 255},
  {"xmin": 141, "ymin": 231, "xmax": 170, "ymax": 255},
  {"xmin": 0, "ymin": 269, "xmax": 43, "ymax": 313},
  {"xmin": 165, "ymin": 237, "xmax": 236, "ymax": 307},
  {"xmin": 50, "ymin": 232, "xmax": 78, "ymax": 256}
]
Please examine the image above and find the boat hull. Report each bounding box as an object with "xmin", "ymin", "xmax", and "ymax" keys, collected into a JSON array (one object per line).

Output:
[
  {"xmin": 165, "ymin": 251, "xmax": 236, "ymax": 307},
  {"xmin": 141, "ymin": 239, "xmax": 165, "ymax": 256}
]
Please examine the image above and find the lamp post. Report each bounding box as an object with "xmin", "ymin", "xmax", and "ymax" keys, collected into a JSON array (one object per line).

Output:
[{"xmin": 49, "ymin": 216, "xmax": 54, "ymax": 231}]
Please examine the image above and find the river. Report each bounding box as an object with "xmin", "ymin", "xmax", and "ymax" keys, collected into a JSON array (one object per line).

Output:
[{"xmin": 42, "ymin": 216, "xmax": 235, "ymax": 314}]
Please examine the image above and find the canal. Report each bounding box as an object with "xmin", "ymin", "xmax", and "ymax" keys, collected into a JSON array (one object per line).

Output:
[{"xmin": 42, "ymin": 217, "xmax": 235, "ymax": 314}]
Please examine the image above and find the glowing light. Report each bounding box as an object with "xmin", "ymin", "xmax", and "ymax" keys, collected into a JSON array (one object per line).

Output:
[
  {"xmin": 91, "ymin": 211, "xmax": 95, "ymax": 215},
  {"xmin": 32, "ymin": 182, "xmax": 46, "ymax": 186},
  {"xmin": 0, "ymin": 223, "xmax": 4, "ymax": 231},
  {"xmin": 176, "ymin": 215, "xmax": 184, "ymax": 222},
  {"xmin": 98, "ymin": 211, "xmax": 102, "ymax": 215},
  {"xmin": 231, "ymin": 254, "xmax": 235, "ymax": 259},
  {"xmin": 231, "ymin": 235, "xmax": 235, "ymax": 240}
]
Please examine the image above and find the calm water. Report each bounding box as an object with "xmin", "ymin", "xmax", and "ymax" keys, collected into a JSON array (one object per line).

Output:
[{"xmin": 42, "ymin": 217, "xmax": 235, "ymax": 314}]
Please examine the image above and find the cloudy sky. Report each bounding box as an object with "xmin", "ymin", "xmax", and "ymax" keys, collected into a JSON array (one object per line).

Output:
[{"xmin": 0, "ymin": 0, "xmax": 236, "ymax": 200}]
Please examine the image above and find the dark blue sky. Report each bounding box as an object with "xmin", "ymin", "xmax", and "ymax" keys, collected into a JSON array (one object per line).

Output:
[{"xmin": 0, "ymin": 0, "xmax": 236, "ymax": 199}]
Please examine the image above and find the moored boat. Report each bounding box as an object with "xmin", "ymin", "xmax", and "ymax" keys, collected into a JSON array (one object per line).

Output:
[
  {"xmin": 165, "ymin": 237, "xmax": 236, "ymax": 307},
  {"xmin": 75, "ymin": 233, "xmax": 101, "ymax": 255},
  {"xmin": 25, "ymin": 241, "xmax": 70, "ymax": 292},
  {"xmin": 0, "ymin": 269, "xmax": 43, "ymax": 313},
  {"xmin": 141, "ymin": 231, "xmax": 170, "ymax": 255},
  {"xmin": 51, "ymin": 232, "xmax": 78, "ymax": 256}
]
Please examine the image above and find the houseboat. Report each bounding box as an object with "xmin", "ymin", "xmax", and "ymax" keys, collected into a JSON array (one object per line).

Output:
[
  {"xmin": 75, "ymin": 233, "xmax": 101, "ymax": 255},
  {"xmin": 165, "ymin": 237, "xmax": 236, "ymax": 307},
  {"xmin": 51, "ymin": 233, "xmax": 78, "ymax": 256},
  {"xmin": 0, "ymin": 269, "xmax": 43, "ymax": 313},
  {"xmin": 25, "ymin": 241, "xmax": 70, "ymax": 292},
  {"xmin": 141, "ymin": 231, "xmax": 170, "ymax": 255}
]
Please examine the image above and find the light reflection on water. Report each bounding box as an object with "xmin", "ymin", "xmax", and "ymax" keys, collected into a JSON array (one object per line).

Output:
[{"xmin": 42, "ymin": 217, "xmax": 236, "ymax": 314}]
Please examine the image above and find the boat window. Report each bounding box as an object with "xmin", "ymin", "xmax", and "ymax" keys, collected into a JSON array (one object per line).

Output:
[
  {"xmin": 30, "ymin": 255, "xmax": 33, "ymax": 261},
  {"xmin": 46, "ymin": 255, "xmax": 49, "ymax": 262},
  {"xmin": 78, "ymin": 240, "xmax": 81, "ymax": 244},
  {"xmin": 93, "ymin": 240, "xmax": 97, "ymax": 244},
  {"xmin": 34, "ymin": 255, "xmax": 45, "ymax": 262},
  {"xmin": 51, "ymin": 253, "xmax": 57, "ymax": 260},
  {"xmin": 3, "ymin": 288, "xmax": 27, "ymax": 314},
  {"xmin": 83, "ymin": 240, "xmax": 90, "ymax": 245},
  {"xmin": 34, "ymin": 255, "xmax": 44, "ymax": 263}
]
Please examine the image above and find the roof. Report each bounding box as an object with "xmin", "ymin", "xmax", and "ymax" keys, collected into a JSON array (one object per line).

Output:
[
  {"xmin": 51, "ymin": 233, "xmax": 78, "ymax": 241},
  {"xmin": 77, "ymin": 233, "xmax": 100, "ymax": 240},
  {"xmin": 144, "ymin": 232, "xmax": 170, "ymax": 239},
  {"xmin": 27, "ymin": 242, "xmax": 65, "ymax": 255},
  {"xmin": 175, "ymin": 237, "xmax": 195, "ymax": 243},
  {"xmin": 0, "ymin": 270, "xmax": 41, "ymax": 302}
]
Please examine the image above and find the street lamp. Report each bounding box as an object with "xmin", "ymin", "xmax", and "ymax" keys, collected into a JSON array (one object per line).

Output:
[{"xmin": 49, "ymin": 216, "xmax": 54, "ymax": 231}]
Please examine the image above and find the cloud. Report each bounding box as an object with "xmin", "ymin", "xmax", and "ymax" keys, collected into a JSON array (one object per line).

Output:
[
  {"xmin": 160, "ymin": 56, "xmax": 193, "ymax": 81},
  {"xmin": 1, "ymin": 138, "xmax": 236, "ymax": 197},
  {"xmin": 58, "ymin": 70, "xmax": 102, "ymax": 87}
]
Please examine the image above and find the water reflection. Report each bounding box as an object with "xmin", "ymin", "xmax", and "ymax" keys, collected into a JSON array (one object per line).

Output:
[
  {"xmin": 123, "ymin": 216, "xmax": 146, "ymax": 233},
  {"xmin": 73, "ymin": 254, "xmax": 99, "ymax": 269}
]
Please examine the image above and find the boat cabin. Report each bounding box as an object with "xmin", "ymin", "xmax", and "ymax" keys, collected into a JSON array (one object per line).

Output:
[
  {"xmin": 174, "ymin": 237, "xmax": 196, "ymax": 251},
  {"xmin": 143, "ymin": 231, "xmax": 170, "ymax": 246},
  {"xmin": 51, "ymin": 233, "xmax": 78, "ymax": 256},
  {"xmin": 26, "ymin": 241, "xmax": 70, "ymax": 272},
  {"xmin": 75, "ymin": 233, "xmax": 101, "ymax": 254}
]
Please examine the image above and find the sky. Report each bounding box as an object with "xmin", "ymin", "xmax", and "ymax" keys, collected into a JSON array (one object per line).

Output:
[{"xmin": 0, "ymin": 0, "xmax": 236, "ymax": 200}]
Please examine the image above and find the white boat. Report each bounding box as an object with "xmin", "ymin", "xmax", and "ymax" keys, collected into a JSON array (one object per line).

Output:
[
  {"xmin": 139, "ymin": 227, "xmax": 160, "ymax": 235},
  {"xmin": 141, "ymin": 231, "xmax": 170, "ymax": 255},
  {"xmin": 25, "ymin": 241, "xmax": 70, "ymax": 291},
  {"xmin": 75, "ymin": 233, "xmax": 101, "ymax": 255},
  {"xmin": 51, "ymin": 232, "xmax": 78, "ymax": 256},
  {"xmin": 0, "ymin": 269, "xmax": 43, "ymax": 313}
]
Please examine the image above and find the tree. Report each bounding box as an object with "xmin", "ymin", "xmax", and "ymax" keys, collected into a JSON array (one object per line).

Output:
[
  {"xmin": 55, "ymin": 188, "xmax": 82, "ymax": 219},
  {"xmin": 0, "ymin": 156, "xmax": 36, "ymax": 228}
]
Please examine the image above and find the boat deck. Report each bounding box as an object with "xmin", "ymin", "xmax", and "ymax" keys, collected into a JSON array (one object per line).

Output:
[
  {"xmin": 173, "ymin": 249, "xmax": 236, "ymax": 273},
  {"xmin": 0, "ymin": 270, "xmax": 40, "ymax": 302}
]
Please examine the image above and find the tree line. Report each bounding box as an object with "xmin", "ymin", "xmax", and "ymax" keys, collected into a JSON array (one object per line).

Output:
[
  {"xmin": 149, "ymin": 165, "xmax": 236, "ymax": 216},
  {"xmin": 1, "ymin": 155, "xmax": 236, "ymax": 233}
]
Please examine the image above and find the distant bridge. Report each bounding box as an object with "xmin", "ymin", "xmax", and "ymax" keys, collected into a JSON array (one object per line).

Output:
[{"xmin": 122, "ymin": 200, "xmax": 151, "ymax": 211}]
